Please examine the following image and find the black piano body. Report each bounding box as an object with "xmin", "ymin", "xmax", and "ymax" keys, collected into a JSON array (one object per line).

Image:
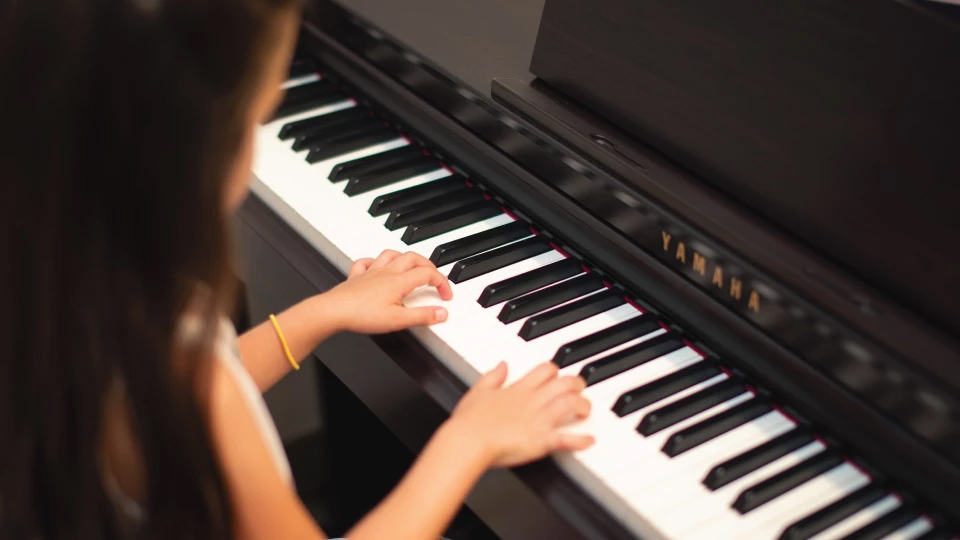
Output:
[{"xmin": 234, "ymin": 0, "xmax": 960, "ymax": 538}]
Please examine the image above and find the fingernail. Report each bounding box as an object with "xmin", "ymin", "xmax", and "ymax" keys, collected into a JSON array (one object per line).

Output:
[{"xmin": 434, "ymin": 307, "xmax": 448, "ymax": 322}]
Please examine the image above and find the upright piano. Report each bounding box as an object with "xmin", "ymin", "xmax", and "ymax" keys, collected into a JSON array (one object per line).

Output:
[{"xmin": 234, "ymin": 0, "xmax": 960, "ymax": 538}]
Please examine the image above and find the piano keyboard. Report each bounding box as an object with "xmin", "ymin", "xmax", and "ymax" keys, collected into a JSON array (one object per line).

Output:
[{"xmin": 249, "ymin": 57, "xmax": 954, "ymax": 540}]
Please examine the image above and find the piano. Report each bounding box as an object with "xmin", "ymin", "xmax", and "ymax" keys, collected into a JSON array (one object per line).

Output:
[{"xmin": 234, "ymin": 0, "xmax": 960, "ymax": 538}]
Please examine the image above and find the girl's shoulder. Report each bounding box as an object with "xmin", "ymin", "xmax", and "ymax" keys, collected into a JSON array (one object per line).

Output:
[{"xmin": 203, "ymin": 314, "xmax": 294, "ymax": 487}]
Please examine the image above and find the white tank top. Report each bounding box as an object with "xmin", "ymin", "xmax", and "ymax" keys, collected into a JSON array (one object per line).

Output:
[
  {"xmin": 211, "ymin": 315, "xmax": 294, "ymax": 485},
  {"xmin": 107, "ymin": 314, "xmax": 293, "ymax": 526}
]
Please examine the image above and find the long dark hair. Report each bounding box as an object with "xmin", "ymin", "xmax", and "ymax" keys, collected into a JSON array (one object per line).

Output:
[{"xmin": 0, "ymin": 0, "xmax": 297, "ymax": 538}]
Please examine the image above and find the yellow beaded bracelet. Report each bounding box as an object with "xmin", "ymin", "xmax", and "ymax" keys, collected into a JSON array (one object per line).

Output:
[{"xmin": 269, "ymin": 314, "xmax": 299, "ymax": 371}]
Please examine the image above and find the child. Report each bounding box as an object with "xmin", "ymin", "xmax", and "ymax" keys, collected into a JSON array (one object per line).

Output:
[{"xmin": 0, "ymin": 1, "xmax": 594, "ymax": 539}]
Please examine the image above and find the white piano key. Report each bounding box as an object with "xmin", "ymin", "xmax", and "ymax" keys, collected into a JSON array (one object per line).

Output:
[
  {"xmin": 807, "ymin": 494, "xmax": 903, "ymax": 540},
  {"xmin": 882, "ymin": 517, "xmax": 935, "ymax": 540},
  {"xmin": 654, "ymin": 439, "xmax": 829, "ymax": 536},
  {"xmin": 683, "ymin": 462, "xmax": 871, "ymax": 540},
  {"xmin": 281, "ymin": 72, "xmax": 323, "ymax": 89},
  {"xmin": 550, "ymin": 373, "xmax": 734, "ymax": 540},
  {"xmin": 582, "ymin": 387, "xmax": 756, "ymax": 482},
  {"xmin": 617, "ymin": 412, "xmax": 799, "ymax": 516},
  {"xmin": 547, "ymin": 388, "xmax": 760, "ymax": 532}
]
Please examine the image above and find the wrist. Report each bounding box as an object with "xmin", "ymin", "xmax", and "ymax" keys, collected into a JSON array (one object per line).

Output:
[
  {"xmin": 304, "ymin": 292, "xmax": 347, "ymax": 336},
  {"xmin": 436, "ymin": 417, "xmax": 496, "ymax": 472}
]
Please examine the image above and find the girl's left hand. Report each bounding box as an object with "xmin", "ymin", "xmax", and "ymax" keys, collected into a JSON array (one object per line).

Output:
[{"xmin": 319, "ymin": 250, "xmax": 454, "ymax": 334}]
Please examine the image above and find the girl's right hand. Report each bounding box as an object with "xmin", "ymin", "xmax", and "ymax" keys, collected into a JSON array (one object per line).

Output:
[{"xmin": 449, "ymin": 361, "xmax": 595, "ymax": 469}]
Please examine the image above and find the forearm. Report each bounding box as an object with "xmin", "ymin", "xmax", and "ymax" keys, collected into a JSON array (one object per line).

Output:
[
  {"xmin": 347, "ymin": 421, "xmax": 490, "ymax": 540},
  {"xmin": 237, "ymin": 294, "xmax": 341, "ymax": 392}
]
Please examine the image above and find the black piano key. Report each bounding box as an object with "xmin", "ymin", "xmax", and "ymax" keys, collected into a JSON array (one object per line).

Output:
[
  {"xmin": 295, "ymin": 118, "xmax": 383, "ymax": 152},
  {"xmin": 915, "ymin": 528, "xmax": 951, "ymax": 540},
  {"xmin": 305, "ymin": 129, "xmax": 399, "ymax": 164},
  {"xmin": 580, "ymin": 332, "xmax": 685, "ymax": 387},
  {"xmin": 330, "ymin": 145, "xmax": 423, "ymax": 182},
  {"xmin": 662, "ymin": 399, "xmax": 772, "ymax": 457},
  {"xmin": 290, "ymin": 114, "xmax": 377, "ymax": 150},
  {"xmin": 279, "ymin": 106, "xmax": 368, "ymax": 140},
  {"xmin": 499, "ymin": 274, "xmax": 604, "ymax": 324},
  {"xmin": 429, "ymin": 221, "xmax": 531, "ymax": 267},
  {"xmin": 778, "ymin": 485, "xmax": 887, "ymax": 540},
  {"xmin": 637, "ymin": 378, "xmax": 745, "ymax": 436},
  {"xmin": 383, "ymin": 189, "xmax": 482, "ymax": 230},
  {"xmin": 519, "ymin": 290, "xmax": 625, "ymax": 341},
  {"xmin": 555, "ymin": 315, "xmax": 661, "ymax": 369},
  {"xmin": 283, "ymin": 80, "xmax": 336, "ymax": 103},
  {"xmin": 273, "ymin": 91, "xmax": 347, "ymax": 121},
  {"xmin": 705, "ymin": 429, "xmax": 815, "ymax": 490},
  {"xmin": 613, "ymin": 359, "xmax": 721, "ymax": 417},
  {"xmin": 369, "ymin": 175, "xmax": 467, "ymax": 216},
  {"xmin": 289, "ymin": 59, "xmax": 318, "ymax": 78},
  {"xmin": 842, "ymin": 507, "xmax": 919, "ymax": 540},
  {"xmin": 476, "ymin": 258, "xmax": 583, "ymax": 308},
  {"xmin": 733, "ymin": 451, "xmax": 844, "ymax": 514},
  {"xmin": 344, "ymin": 156, "xmax": 443, "ymax": 197},
  {"xmin": 448, "ymin": 237, "xmax": 552, "ymax": 284},
  {"xmin": 401, "ymin": 201, "xmax": 502, "ymax": 244}
]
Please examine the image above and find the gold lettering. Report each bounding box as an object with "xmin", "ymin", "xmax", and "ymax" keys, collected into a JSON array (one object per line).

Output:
[
  {"xmin": 730, "ymin": 278, "xmax": 743, "ymax": 301},
  {"xmin": 692, "ymin": 253, "xmax": 707, "ymax": 276},
  {"xmin": 748, "ymin": 291, "xmax": 761, "ymax": 313},
  {"xmin": 675, "ymin": 242, "xmax": 686, "ymax": 263},
  {"xmin": 712, "ymin": 266, "xmax": 724, "ymax": 288},
  {"xmin": 661, "ymin": 231, "xmax": 672, "ymax": 252}
]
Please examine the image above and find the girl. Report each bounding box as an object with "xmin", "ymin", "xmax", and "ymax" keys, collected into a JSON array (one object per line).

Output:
[{"xmin": 0, "ymin": 0, "xmax": 594, "ymax": 539}]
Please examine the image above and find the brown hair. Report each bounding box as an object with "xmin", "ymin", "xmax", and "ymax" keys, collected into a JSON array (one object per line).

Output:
[{"xmin": 0, "ymin": 0, "xmax": 298, "ymax": 538}]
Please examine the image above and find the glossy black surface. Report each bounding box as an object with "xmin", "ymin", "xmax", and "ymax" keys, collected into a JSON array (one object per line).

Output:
[
  {"xmin": 498, "ymin": 274, "xmax": 602, "ymax": 324},
  {"xmin": 733, "ymin": 452, "xmax": 843, "ymax": 513},
  {"xmin": 280, "ymin": 106, "xmax": 368, "ymax": 140},
  {"xmin": 382, "ymin": 188, "xmax": 480, "ymax": 230},
  {"xmin": 330, "ymin": 144, "xmax": 421, "ymax": 182},
  {"xmin": 429, "ymin": 221, "xmax": 530, "ymax": 267},
  {"xmin": 612, "ymin": 359, "xmax": 720, "ymax": 417},
  {"xmin": 477, "ymin": 259, "xmax": 582, "ymax": 308},
  {"xmin": 346, "ymin": 155, "xmax": 442, "ymax": 197},
  {"xmin": 401, "ymin": 201, "xmax": 501, "ymax": 244},
  {"xmin": 332, "ymin": 0, "xmax": 542, "ymax": 96},
  {"xmin": 518, "ymin": 290, "xmax": 624, "ymax": 341},
  {"xmin": 448, "ymin": 236, "xmax": 550, "ymax": 284},
  {"xmin": 662, "ymin": 399, "xmax": 772, "ymax": 457},
  {"xmin": 306, "ymin": 128, "xmax": 397, "ymax": 164},
  {"xmin": 779, "ymin": 485, "xmax": 886, "ymax": 540},
  {"xmin": 580, "ymin": 332, "xmax": 684, "ymax": 387},
  {"xmin": 369, "ymin": 175, "xmax": 466, "ymax": 216},
  {"xmin": 274, "ymin": 91, "xmax": 347, "ymax": 120},
  {"xmin": 844, "ymin": 507, "xmax": 919, "ymax": 540},
  {"xmin": 288, "ymin": 58, "xmax": 318, "ymax": 78},
  {"xmin": 295, "ymin": 117, "xmax": 381, "ymax": 151},
  {"xmin": 705, "ymin": 430, "xmax": 814, "ymax": 490},
  {"xmin": 554, "ymin": 315, "xmax": 660, "ymax": 369},
  {"xmin": 532, "ymin": 0, "xmax": 960, "ymax": 337},
  {"xmin": 637, "ymin": 379, "xmax": 745, "ymax": 436}
]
